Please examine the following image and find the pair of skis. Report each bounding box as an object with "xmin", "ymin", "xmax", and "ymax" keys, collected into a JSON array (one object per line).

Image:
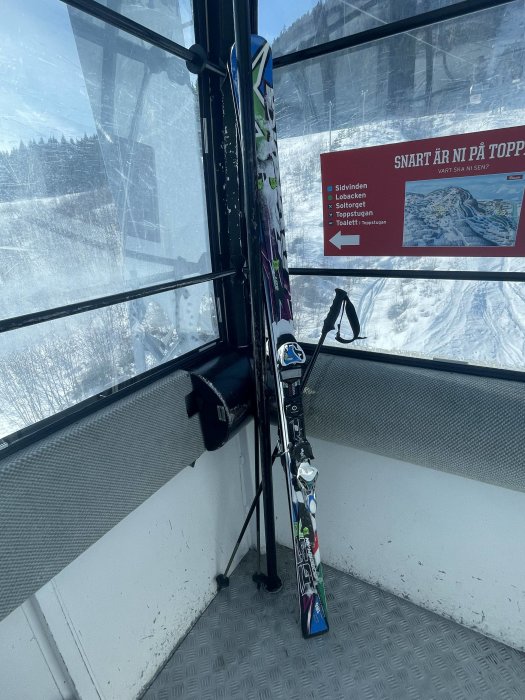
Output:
[{"xmin": 230, "ymin": 35, "xmax": 363, "ymax": 638}]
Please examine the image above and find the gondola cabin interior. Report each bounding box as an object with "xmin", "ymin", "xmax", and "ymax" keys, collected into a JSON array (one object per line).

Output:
[{"xmin": 1, "ymin": 1, "xmax": 525, "ymax": 698}]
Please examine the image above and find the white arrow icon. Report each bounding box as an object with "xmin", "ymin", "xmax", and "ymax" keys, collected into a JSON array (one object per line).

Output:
[{"xmin": 329, "ymin": 231, "xmax": 360, "ymax": 249}]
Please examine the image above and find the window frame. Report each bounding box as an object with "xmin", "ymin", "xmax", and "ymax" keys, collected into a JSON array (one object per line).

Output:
[
  {"xmin": 3, "ymin": 0, "xmax": 524, "ymax": 455},
  {"xmin": 270, "ymin": 0, "xmax": 525, "ymax": 381},
  {"xmin": 0, "ymin": 0, "xmax": 233, "ymax": 454}
]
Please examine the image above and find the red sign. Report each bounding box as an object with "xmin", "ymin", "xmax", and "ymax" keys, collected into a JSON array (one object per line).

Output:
[{"xmin": 321, "ymin": 126, "xmax": 525, "ymax": 257}]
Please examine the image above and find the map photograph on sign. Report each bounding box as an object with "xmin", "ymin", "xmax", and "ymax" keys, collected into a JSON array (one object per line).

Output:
[
  {"xmin": 402, "ymin": 172, "xmax": 525, "ymax": 248},
  {"xmin": 320, "ymin": 126, "xmax": 525, "ymax": 257}
]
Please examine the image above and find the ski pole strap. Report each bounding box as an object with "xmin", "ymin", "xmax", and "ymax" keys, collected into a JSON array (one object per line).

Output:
[{"xmin": 322, "ymin": 288, "xmax": 365, "ymax": 344}]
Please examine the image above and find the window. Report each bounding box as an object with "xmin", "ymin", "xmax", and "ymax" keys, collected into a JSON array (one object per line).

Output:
[
  {"xmin": 263, "ymin": 0, "xmax": 525, "ymax": 372},
  {"xmin": 0, "ymin": 0, "xmax": 223, "ymax": 441},
  {"xmin": 97, "ymin": 0, "xmax": 195, "ymax": 48},
  {"xmin": 260, "ymin": 0, "xmax": 466, "ymax": 55}
]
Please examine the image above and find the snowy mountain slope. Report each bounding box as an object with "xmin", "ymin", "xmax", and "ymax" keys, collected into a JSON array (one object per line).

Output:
[
  {"xmin": 0, "ymin": 188, "xmax": 217, "ymax": 439},
  {"xmin": 0, "ymin": 189, "xmax": 122, "ymax": 320},
  {"xmin": 0, "ymin": 188, "xmax": 212, "ymax": 321}
]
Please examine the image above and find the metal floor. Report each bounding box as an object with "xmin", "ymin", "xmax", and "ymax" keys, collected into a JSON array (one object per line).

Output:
[{"xmin": 143, "ymin": 546, "xmax": 525, "ymax": 700}]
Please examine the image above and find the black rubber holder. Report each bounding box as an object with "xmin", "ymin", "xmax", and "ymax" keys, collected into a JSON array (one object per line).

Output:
[
  {"xmin": 253, "ymin": 572, "xmax": 283, "ymax": 593},
  {"xmin": 216, "ymin": 574, "xmax": 230, "ymax": 590}
]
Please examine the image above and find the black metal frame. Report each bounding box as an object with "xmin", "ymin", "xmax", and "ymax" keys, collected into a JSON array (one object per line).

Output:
[
  {"xmin": 59, "ymin": 0, "xmax": 225, "ymax": 75},
  {"xmin": 0, "ymin": 270, "xmax": 235, "ymax": 334},
  {"xmin": 192, "ymin": 0, "xmax": 250, "ymax": 350},
  {"xmin": 290, "ymin": 268, "xmax": 525, "ymax": 283},
  {"xmin": 302, "ymin": 342, "xmax": 525, "ymax": 384}
]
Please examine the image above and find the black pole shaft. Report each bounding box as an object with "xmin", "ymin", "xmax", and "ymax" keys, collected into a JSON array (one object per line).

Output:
[
  {"xmin": 222, "ymin": 480, "xmax": 263, "ymax": 579},
  {"xmin": 232, "ymin": 0, "xmax": 281, "ymax": 591},
  {"xmin": 61, "ymin": 0, "xmax": 226, "ymax": 76},
  {"xmin": 254, "ymin": 415, "xmax": 261, "ymax": 582},
  {"xmin": 249, "ymin": 0, "xmax": 258, "ymax": 34},
  {"xmin": 302, "ymin": 331, "xmax": 327, "ymax": 391}
]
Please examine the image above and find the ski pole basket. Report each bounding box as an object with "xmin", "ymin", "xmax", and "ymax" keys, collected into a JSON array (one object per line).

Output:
[{"xmin": 186, "ymin": 351, "xmax": 253, "ymax": 452}]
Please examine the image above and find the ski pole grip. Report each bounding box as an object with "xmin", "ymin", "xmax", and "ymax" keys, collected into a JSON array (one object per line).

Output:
[{"xmin": 322, "ymin": 288, "xmax": 347, "ymax": 335}]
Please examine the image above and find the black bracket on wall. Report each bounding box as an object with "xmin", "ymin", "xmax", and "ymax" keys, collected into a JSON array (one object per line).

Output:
[
  {"xmin": 186, "ymin": 43, "xmax": 226, "ymax": 76},
  {"xmin": 186, "ymin": 350, "xmax": 253, "ymax": 452}
]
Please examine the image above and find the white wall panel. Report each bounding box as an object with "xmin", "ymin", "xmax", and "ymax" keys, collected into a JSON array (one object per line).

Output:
[
  {"xmin": 0, "ymin": 426, "xmax": 253, "ymax": 700},
  {"xmin": 273, "ymin": 435, "xmax": 525, "ymax": 651},
  {"xmin": 0, "ymin": 603, "xmax": 72, "ymax": 700}
]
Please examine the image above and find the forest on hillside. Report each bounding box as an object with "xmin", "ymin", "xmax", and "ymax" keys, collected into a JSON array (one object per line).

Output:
[{"xmin": 0, "ymin": 135, "xmax": 106, "ymax": 202}]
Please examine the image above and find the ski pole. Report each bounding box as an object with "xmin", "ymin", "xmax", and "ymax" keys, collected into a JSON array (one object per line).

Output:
[
  {"xmin": 216, "ymin": 481, "xmax": 263, "ymax": 590},
  {"xmin": 302, "ymin": 288, "xmax": 347, "ymax": 390},
  {"xmin": 216, "ymin": 444, "xmax": 279, "ymax": 590},
  {"xmin": 302, "ymin": 287, "xmax": 366, "ymax": 390}
]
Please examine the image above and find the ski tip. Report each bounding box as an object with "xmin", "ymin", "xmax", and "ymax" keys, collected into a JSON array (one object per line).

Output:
[
  {"xmin": 216, "ymin": 574, "xmax": 230, "ymax": 590},
  {"xmin": 302, "ymin": 621, "xmax": 330, "ymax": 640},
  {"xmin": 302, "ymin": 595, "xmax": 329, "ymax": 638}
]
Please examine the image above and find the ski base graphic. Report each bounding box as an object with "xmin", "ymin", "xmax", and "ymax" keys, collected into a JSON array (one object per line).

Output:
[{"xmin": 231, "ymin": 35, "xmax": 329, "ymax": 638}]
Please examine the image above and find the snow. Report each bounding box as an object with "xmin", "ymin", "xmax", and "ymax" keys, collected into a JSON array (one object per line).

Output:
[{"xmin": 0, "ymin": 187, "xmax": 218, "ymax": 439}]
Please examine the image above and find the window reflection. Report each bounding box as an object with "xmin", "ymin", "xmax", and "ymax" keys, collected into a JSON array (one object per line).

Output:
[
  {"xmin": 0, "ymin": 283, "xmax": 218, "ymax": 439},
  {"xmin": 0, "ymin": 0, "xmax": 210, "ymax": 321},
  {"xmin": 260, "ymin": 0, "xmax": 464, "ymax": 55},
  {"xmin": 274, "ymin": 1, "xmax": 525, "ymax": 272},
  {"xmin": 97, "ymin": 0, "xmax": 195, "ymax": 48},
  {"xmin": 0, "ymin": 1, "xmax": 218, "ymax": 439}
]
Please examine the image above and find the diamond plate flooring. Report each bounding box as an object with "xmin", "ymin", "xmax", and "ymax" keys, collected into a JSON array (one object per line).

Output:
[{"xmin": 142, "ymin": 546, "xmax": 525, "ymax": 699}]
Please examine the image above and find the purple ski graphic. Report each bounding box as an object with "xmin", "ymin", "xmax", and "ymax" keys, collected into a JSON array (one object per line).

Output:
[{"xmin": 231, "ymin": 35, "xmax": 329, "ymax": 638}]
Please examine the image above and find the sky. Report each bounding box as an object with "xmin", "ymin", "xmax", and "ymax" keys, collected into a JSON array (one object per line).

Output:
[
  {"xmin": 0, "ymin": 0, "xmax": 313, "ymax": 152},
  {"xmin": 258, "ymin": 0, "xmax": 318, "ymax": 43},
  {"xmin": 0, "ymin": 0, "xmax": 96, "ymax": 151},
  {"xmin": 406, "ymin": 173, "xmax": 525, "ymax": 202}
]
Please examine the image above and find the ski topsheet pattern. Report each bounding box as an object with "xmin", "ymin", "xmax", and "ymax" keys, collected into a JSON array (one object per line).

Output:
[{"xmin": 231, "ymin": 35, "xmax": 329, "ymax": 638}]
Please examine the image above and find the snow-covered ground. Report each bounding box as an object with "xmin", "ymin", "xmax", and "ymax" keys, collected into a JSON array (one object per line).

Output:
[
  {"xmin": 278, "ymin": 109, "xmax": 525, "ymax": 370},
  {"xmin": 0, "ymin": 188, "xmax": 217, "ymax": 439}
]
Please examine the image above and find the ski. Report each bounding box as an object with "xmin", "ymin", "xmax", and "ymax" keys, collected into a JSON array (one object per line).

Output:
[{"xmin": 231, "ymin": 35, "xmax": 329, "ymax": 638}]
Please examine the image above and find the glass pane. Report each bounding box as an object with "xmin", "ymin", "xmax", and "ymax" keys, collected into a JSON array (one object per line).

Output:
[
  {"xmin": 291, "ymin": 275, "xmax": 525, "ymax": 372},
  {"xmin": 0, "ymin": 0, "xmax": 210, "ymax": 321},
  {"xmin": 260, "ymin": 0, "xmax": 463, "ymax": 55},
  {"xmin": 98, "ymin": 0, "xmax": 195, "ymax": 48},
  {"xmin": 276, "ymin": 1, "xmax": 525, "ymax": 272},
  {"xmin": 0, "ymin": 282, "xmax": 219, "ymax": 440}
]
